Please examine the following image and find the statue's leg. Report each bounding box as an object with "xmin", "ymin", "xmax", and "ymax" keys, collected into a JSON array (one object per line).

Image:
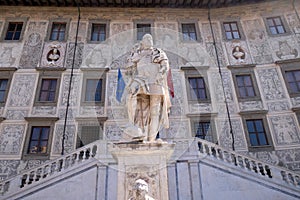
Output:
[{"xmin": 148, "ymin": 95, "xmax": 162, "ymax": 141}]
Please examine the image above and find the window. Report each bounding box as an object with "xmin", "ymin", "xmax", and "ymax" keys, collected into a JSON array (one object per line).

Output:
[
  {"xmin": 189, "ymin": 115, "xmax": 217, "ymax": 143},
  {"xmin": 230, "ymin": 65, "xmax": 261, "ymax": 102},
  {"xmin": 188, "ymin": 77, "xmax": 207, "ymax": 100},
  {"xmin": 240, "ymin": 111, "xmax": 273, "ymax": 151},
  {"xmin": 0, "ymin": 68, "xmax": 15, "ymax": 106},
  {"xmin": 223, "ymin": 22, "xmax": 241, "ymax": 40},
  {"xmin": 0, "ymin": 79, "xmax": 8, "ymax": 103},
  {"xmin": 85, "ymin": 79, "xmax": 102, "ymax": 102},
  {"xmin": 137, "ymin": 24, "xmax": 151, "ymax": 40},
  {"xmin": 81, "ymin": 69, "xmax": 106, "ymax": 106},
  {"xmin": 246, "ymin": 119, "xmax": 268, "ymax": 146},
  {"xmin": 279, "ymin": 61, "xmax": 300, "ymax": 98},
  {"xmin": 5, "ymin": 22, "xmax": 23, "ymax": 40},
  {"xmin": 76, "ymin": 125, "xmax": 102, "ymax": 148},
  {"xmin": 91, "ymin": 24, "xmax": 106, "ymax": 42},
  {"xmin": 266, "ymin": 16, "xmax": 286, "ymax": 35},
  {"xmin": 28, "ymin": 126, "xmax": 50, "ymax": 154},
  {"xmin": 23, "ymin": 117, "xmax": 58, "ymax": 159},
  {"xmin": 39, "ymin": 79, "xmax": 57, "ymax": 102},
  {"xmin": 181, "ymin": 23, "xmax": 197, "ymax": 41},
  {"xmin": 50, "ymin": 22, "xmax": 66, "ymax": 41},
  {"xmin": 194, "ymin": 121, "xmax": 212, "ymax": 141},
  {"xmin": 35, "ymin": 70, "xmax": 62, "ymax": 106},
  {"xmin": 285, "ymin": 70, "xmax": 300, "ymax": 94},
  {"xmin": 236, "ymin": 75, "xmax": 256, "ymax": 98}
]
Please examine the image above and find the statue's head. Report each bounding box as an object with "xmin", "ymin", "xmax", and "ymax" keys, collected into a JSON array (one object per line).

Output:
[
  {"xmin": 141, "ymin": 34, "xmax": 153, "ymax": 50},
  {"xmin": 134, "ymin": 179, "xmax": 149, "ymax": 193}
]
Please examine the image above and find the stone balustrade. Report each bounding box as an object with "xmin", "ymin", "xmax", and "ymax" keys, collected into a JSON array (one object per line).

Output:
[
  {"xmin": 196, "ymin": 138, "xmax": 300, "ymax": 188},
  {"xmin": 0, "ymin": 141, "xmax": 99, "ymax": 196},
  {"xmin": 1, "ymin": 138, "xmax": 300, "ymax": 198}
]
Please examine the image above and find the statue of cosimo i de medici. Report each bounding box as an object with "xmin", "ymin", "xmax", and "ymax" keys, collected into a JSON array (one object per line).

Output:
[{"xmin": 125, "ymin": 34, "xmax": 171, "ymax": 142}]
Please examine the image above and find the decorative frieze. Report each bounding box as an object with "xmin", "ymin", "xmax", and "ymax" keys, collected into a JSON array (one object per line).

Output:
[
  {"xmin": 8, "ymin": 74, "xmax": 37, "ymax": 107},
  {"xmin": 0, "ymin": 124, "xmax": 25, "ymax": 155},
  {"xmin": 217, "ymin": 119, "xmax": 247, "ymax": 150},
  {"xmin": 239, "ymin": 101, "xmax": 264, "ymax": 111},
  {"xmin": 267, "ymin": 101, "xmax": 290, "ymax": 112},
  {"xmin": 31, "ymin": 106, "xmax": 57, "ymax": 116},
  {"xmin": 269, "ymin": 115, "xmax": 300, "ymax": 146},
  {"xmin": 65, "ymin": 42, "xmax": 84, "ymax": 69},
  {"xmin": 269, "ymin": 36, "xmax": 299, "ymax": 61},
  {"xmin": 243, "ymin": 19, "xmax": 273, "ymax": 64},
  {"xmin": 257, "ymin": 68, "xmax": 286, "ymax": 100},
  {"xmin": 60, "ymin": 74, "xmax": 81, "ymax": 106},
  {"xmin": 83, "ymin": 44, "xmax": 110, "ymax": 68},
  {"xmin": 5, "ymin": 109, "xmax": 29, "ymax": 120},
  {"xmin": 52, "ymin": 124, "xmax": 76, "ymax": 155},
  {"xmin": 0, "ymin": 44, "xmax": 21, "ymax": 68},
  {"xmin": 79, "ymin": 106, "xmax": 105, "ymax": 116},
  {"xmin": 0, "ymin": 160, "xmax": 20, "ymax": 181}
]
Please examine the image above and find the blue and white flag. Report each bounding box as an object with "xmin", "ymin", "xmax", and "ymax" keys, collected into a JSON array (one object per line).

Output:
[{"xmin": 116, "ymin": 68, "xmax": 125, "ymax": 102}]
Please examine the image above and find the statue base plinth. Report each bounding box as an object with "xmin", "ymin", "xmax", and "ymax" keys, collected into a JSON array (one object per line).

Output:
[{"xmin": 109, "ymin": 142, "xmax": 175, "ymax": 200}]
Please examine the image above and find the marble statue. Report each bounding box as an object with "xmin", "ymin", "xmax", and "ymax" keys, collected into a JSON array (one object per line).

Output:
[
  {"xmin": 125, "ymin": 34, "xmax": 171, "ymax": 142},
  {"xmin": 129, "ymin": 179, "xmax": 155, "ymax": 200}
]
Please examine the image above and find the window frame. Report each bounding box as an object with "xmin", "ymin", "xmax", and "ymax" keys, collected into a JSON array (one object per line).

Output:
[
  {"xmin": 181, "ymin": 66, "xmax": 210, "ymax": 103},
  {"xmin": 229, "ymin": 65, "xmax": 261, "ymax": 102},
  {"xmin": 240, "ymin": 111, "xmax": 274, "ymax": 152},
  {"xmin": 263, "ymin": 15, "xmax": 290, "ymax": 37},
  {"xmin": 46, "ymin": 19, "xmax": 70, "ymax": 42},
  {"xmin": 279, "ymin": 61, "xmax": 300, "ymax": 98},
  {"xmin": 134, "ymin": 20, "xmax": 153, "ymax": 41},
  {"xmin": 0, "ymin": 68, "xmax": 16, "ymax": 107},
  {"xmin": 178, "ymin": 21, "xmax": 201, "ymax": 42},
  {"xmin": 81, "ymin": 69, "xmax": 107, "ymax": 106},
  {"xmin": 87, "ymin": 20, "xmax": 110, "ymax": 43},
  {"xmin": 221, "ymin": 20, "xmax": 245, "ymax": 41},
  {"xmin": 23, "ymin": 117, "xmax": 58, "ymax": 160},
  {"xmin": 1, "ymin": 18, "xmax": 27, "ymax": 42},
  {"xmin": 188, "ymin": 114, "xmax": 217, "ymax": 144},
  {"xmin": 34, "ymin": 70, "xmax": 63, "ymax": 106},
  {"xmin": 75, "ymin": 117, "xmax": 107, "ymax": 148}
]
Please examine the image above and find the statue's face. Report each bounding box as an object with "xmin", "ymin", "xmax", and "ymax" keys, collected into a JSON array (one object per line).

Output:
[{"xmin": 141, "ymin": 34, "xmax": 153, "ymax": 49}]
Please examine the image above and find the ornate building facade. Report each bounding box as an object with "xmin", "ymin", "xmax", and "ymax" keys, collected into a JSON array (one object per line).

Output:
[{"xmin": 0, "ymin": 0, "xmax": 300, "ymax": 199}]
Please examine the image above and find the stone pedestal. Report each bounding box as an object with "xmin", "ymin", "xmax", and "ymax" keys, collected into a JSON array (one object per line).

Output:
[{"xmin": 110, "ymin": 142, "xmax": 175, "ymax": 200}]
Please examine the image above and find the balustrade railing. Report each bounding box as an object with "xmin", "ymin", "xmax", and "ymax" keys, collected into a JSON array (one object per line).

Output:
[
  {"xmin": 0, "ymin": 141, "xmax": 100, "ymax": 196},
  {"xmin": 196, "ymin": 138, "xmax": 300, "ymax": 188}
]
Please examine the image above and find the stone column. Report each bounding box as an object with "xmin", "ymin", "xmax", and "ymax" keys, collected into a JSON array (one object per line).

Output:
[{"xmin": 110, "ymin": 142, "xmax": 175, "ymax": 200}]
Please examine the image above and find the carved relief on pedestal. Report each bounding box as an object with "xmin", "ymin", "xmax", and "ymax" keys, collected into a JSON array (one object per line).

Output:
[
  {"xmin": 60, "ymin": 74, "xmax": 81, "ymax": 106},
  {"xmin": 267, "ymin": 101, "xmax": 290, "ymax": 112},
  {"xmin": 217, "ymin": 119, "xmax": 247, "ymax": 150},
  {"xmin": 0, "ymin": 124, "xmax": 25, "ymax": 155},
  {"xmin": 65, "ymin": 42, "xmax": 84, "ymax": 68},
  {"xmin": 52, "ymin": 124, "xmax": 76, "ymax": 154},
  {"xmin": 225, "ymin": 41, "xmax": 252, "ymax": 65},
  {"xmin": 19, "ymin": 21, "xmax": 47, "ymax": 69},
  {"xmin": 40, "ymin": 42, "xmax": 66, "ymax": 68},
  {"xmin": 83, "ymin": 44, "xmax": 110, "ymax": 68},
  {"xmin": 239, "ymin": 101, "xmax": 263, "ymax": 111},
  {"xmin": 31, "ymin": 106, "xmax": 57, "ymax": 116},
  {"xmin": 0, "ymin": 160, "xmax": 20, "ymax": 181},
  {"xmin": 0, "ymin": 44, "xmax": 20, "ymax": 68},
  {"xmin": 126, "ymin": 166, "xmax": 158, "ymax": 200},
  {"xmin": 243, "ymin": 19, "xmax": 273, "ymax": 64},
  {"xmin": 270, "ymin": 115, "xmax": 300, "ymax": 146},
  {"xmin": 257, "ymin": 68, "xmax": 286, "ymax": 100},
  {"xmin": 8, "ymin": 74, "xmax": 37, "ymax": 107}
]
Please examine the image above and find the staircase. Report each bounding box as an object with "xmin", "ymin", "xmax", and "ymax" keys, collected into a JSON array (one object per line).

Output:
[{"xmin": 0, "ymin": 139, "xmax": 299, "ymax": 199}]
